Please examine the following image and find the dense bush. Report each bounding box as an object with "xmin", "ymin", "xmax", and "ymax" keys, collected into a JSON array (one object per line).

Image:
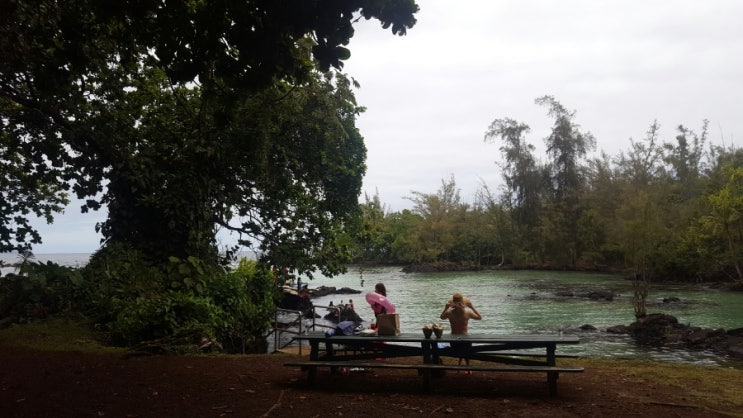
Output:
[
  {"xmin": 210, "ymin": 259, "xmax": 280, "ymax": 353},
  {"xmin": 1, "ymin": 245, "xmax": 280, "ymax": 353},
  {"xmin": 0, "ymin": 261, "xmax": 86, "ymax": 324},
  {"xmin": 81, "ymin": 244, "xmax": 279, "ymax": 352}
]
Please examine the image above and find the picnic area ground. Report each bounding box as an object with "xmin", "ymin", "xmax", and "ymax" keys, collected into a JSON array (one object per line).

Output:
[{"xmin": 2, "ymin": 340, "xmax": 743, "ymax": 418}]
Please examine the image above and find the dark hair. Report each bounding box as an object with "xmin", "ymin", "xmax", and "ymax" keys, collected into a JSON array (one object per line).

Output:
[{"xmin": 374, "ymin": 283, "xmax": 387, "ymax": 297}]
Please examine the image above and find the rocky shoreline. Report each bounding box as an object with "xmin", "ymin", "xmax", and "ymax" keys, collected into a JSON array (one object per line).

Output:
[{"xmin": 604, "ymin": 313, "xmax": 743, "ymax": 359}]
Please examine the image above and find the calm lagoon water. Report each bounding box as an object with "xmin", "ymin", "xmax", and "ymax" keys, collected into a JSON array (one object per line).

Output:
[
  {"xmin": 3, "ymin": 254, "xmax": 742, "ymax": 367},
  {"xmin": 307, "ymin": 266, "xmax": 743, "ymax": 368}
]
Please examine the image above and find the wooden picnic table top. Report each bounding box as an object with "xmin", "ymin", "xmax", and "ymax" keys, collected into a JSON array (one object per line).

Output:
[
  {"xmin": 293, "ymin": 331, "xmax": 581, "ymax": 345},
  {"xmin": 289, "ymin": 331, "xmax": 583, "ymax": 395}
]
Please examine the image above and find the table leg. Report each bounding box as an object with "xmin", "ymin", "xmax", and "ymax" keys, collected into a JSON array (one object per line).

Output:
[
  {"xmin": 325, "ymin": 340, "xmax": 335, "ymax": 358},
  {"xmin": 432, "ymin": 342, "xmax": 441, "ymax": 366},
  {"xmin": 546, "ymin": 344, "xmax": 556, "ymax": 366},
  {"xmin": 421, "ymin": 340, "xmax": 438, "ymax": 386},
  {"xmin": 322, "ymin": 340, "xmax": 341, "ymax": 374},
  {"xmin": 422, "ymin": 340, "xmax": 432, "ymax": 364},
  {"xmin": 308, "ymin": 366, "xmax": 318, "ymax": 385},
  {"xmin": 309, "ymin": 341, "xmax": 320, "ymax": 361},
  {"xmin": 547, "ymin": 343, "xmax": 557, "ymax": 395},
  {"xmin": 548, "ymin": 372, "xmax": 558, "ymax": 395},
  {"xmin": 422, "ymin": 369, "xmax": 432, "ymax": 392}
]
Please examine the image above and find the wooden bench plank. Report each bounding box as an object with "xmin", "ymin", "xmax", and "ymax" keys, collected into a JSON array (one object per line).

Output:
[
  {"xmin": 284, "ymin": 361, "xmax": 583, "ymax": 395},
  {"xmin": 284, "ymin": 361, "xmax": 583, "ymax": 373},
  {"xmin": 479, "ymin": 351, "xmax": 580, "ymax": 358}
]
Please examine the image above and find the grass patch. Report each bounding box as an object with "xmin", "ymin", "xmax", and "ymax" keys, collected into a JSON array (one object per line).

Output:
[
  {"xmin": 572, "ymin": 357, "xmax": 743, "ymax": 412},
  {"xmin": 0, "ymin": 317, "xmax": 123, "ymax": 354}
]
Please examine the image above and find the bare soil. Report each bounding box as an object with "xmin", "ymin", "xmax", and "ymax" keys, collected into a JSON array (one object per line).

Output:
[{"xmin": 1, "ymin": 344, "xmax": 741, "ymax": 418}]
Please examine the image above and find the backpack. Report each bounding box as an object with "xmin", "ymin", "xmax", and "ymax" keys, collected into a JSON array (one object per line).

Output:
[
  {"xmin": 325, "ymin": 320, "xmax": 357, "ymax": 337},
  {"xmin": 335, "ymin": 321, "xmax": 357, "ymax": 335}
]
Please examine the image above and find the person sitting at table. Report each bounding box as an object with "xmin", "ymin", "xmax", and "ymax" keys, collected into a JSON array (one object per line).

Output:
[{"xmin": 440, "ymin": 292, "xmax": 482, "ymax": 372}]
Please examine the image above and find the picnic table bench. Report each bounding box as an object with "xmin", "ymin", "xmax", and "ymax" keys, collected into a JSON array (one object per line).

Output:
[{"xmin": 284, "ymin": 332, "xmax": 583, "ymax": 395}]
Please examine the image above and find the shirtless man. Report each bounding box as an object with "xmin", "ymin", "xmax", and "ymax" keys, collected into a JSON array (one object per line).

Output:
[{"xmin": 440, "ymin": 293, "xmax": 482, "ymax": 369}]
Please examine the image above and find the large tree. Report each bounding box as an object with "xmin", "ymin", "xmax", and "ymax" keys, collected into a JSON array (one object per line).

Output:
[
  {"xmin": 535, "ymin": 96, "xmax": 595, "ymax": 266},
  {"xmin": 0, "ymin": 1, "xmax": 418, "ymax": 274},
  {"xmin": 484, "ymin": 116, "xmax": 545, "ymax": 263}
]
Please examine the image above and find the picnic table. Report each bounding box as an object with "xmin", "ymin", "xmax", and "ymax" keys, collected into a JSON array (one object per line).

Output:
[{"xmin": 284, "ymin": 332, "xmax": 584, "ymax": 395}]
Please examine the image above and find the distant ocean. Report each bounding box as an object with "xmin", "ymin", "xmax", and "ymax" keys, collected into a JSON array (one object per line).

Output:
[
  {"xmin": 0, "ymin": 251, "xmax": 256, "ymax": 276},
  {"xmin": 0, "ymin": 253, "xmax": 92, "ymax": 276}
]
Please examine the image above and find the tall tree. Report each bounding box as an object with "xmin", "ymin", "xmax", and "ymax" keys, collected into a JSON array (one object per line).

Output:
[
  {"xmin": 700, "ymin": 165, "xmax": 743, "ymax": 281},
  {"xmin": 407, "ymin": 176, "xmax": 466, "ymax": 263},
  {"xmin": 664, "ymin": 121, "xmax": 708, "ymax": 187},
  {"xmin": 0, "ymin": 1, "xmax": 419, "ymax": 274},
  {"xmin": 535, "ymin": 96, "xmax": 595, "ymax": 265},
  {"xmin": 616, "ymin": 121, "xmax": 667, "ymax": 188},
  {"xmin": 356, "ymin": 191, "xmax": 392, "ymax": 263},
  {"xmin": 484, "ymin": 117, "xmax": 546, "ymax": 263}
]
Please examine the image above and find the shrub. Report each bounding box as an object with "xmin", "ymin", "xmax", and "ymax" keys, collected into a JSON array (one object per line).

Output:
[
  {"xmin": 210, "ymin": 258, "xmax": 280, "ymax": 353},
  {"xmin": 106, "ymin": 291, "xmax": 221, "ymax": 347},
  {"xmin": 82, "ymin": 244, "xmax": 279, "ymax": 352},
  {"xmin": 0, "ymin": 261, "xmax": 86, "ymax": 324}
]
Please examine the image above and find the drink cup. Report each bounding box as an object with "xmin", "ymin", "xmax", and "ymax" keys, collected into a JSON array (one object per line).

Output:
[{"xmin": 423, "ymin": 327, "xmax": 433, "ymax": 338}]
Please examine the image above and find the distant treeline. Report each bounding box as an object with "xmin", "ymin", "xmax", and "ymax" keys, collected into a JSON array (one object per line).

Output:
[{"xmin": 346, "ymin": 98, "xmax": 743, "ymax": 284}]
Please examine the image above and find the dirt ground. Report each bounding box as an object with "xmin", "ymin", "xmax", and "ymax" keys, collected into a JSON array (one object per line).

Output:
[{"xmin": 1, "ymin": 344, "xmax": 741, "ymax": 418}]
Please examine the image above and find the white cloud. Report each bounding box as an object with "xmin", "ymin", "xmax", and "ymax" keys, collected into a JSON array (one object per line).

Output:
[
  {"xmin": 27, "ymin": 0, "xmax": 743, "ymax": 252},
  {"xmin": 345, "ymin": 0, "xmax": 743, "ymax": 213}
]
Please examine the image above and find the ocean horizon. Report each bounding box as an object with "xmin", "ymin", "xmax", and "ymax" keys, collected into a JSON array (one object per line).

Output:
[
  {"xmin": 0, "ymin": 251, "xmax": 258, "ymax": 276},
  {"xmin": 0, "ymin": 252, "xmax": 92, "ymax": 276}
]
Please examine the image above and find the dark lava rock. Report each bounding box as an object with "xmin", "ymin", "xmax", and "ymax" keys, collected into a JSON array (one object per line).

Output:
[
  {"xmin": 685, "ymin": 328, "xmax": 726, "ymax": 346},
  {"xmin": 323, "ymin": 307, "xmax": 364, "ymax": 324},
  {"xmin": 606, "ymin": 325, "xmax": 630, "ymax": 334},
  {"xmin": 584, "ymin": 290, "xmax": 615, "ymax": 301},
  {"xmin": 580, "ymin": 324, "xmax": 597, "ymax": 331},
  {"xmin": 626, "ymin": 313, "xmax": 743, "ymax": 358},
  {"xmin": 309, "ymin": 286, "xmax": 362, "ymax": 298},
  {"xmin": 728, "ymin": 334, "xmax": 743, "ymax": 359},
  {"xmin": 629, "ymin": 313, "xmax": 685, "ymax": 344},
  {"xmin": 278, "ymin": 291, "xmax": 313, "ymax": 312}
]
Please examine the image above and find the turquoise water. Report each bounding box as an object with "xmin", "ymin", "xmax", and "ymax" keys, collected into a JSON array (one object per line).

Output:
[
  {"xmin": 307, "ymin": 266, "xmax": 743, "ymax": 367},
  {"xmin": 4, "ymin": 254, "xmax": 742, "ymax": 367}
]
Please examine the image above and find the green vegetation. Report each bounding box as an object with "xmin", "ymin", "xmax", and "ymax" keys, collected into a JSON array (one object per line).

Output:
[
  {"xmin": 1, "ymin": 2, "xmax": 418, "ymax": 348},
  {"xmin": 0, "ymin": 1, "xmax": 418, "ymax": 273},
  {"xmin": 2, "ymin": 2, "xmax": 742, "ymax": 351},
  {"xmin": 0, "ymin": 254, "xmax": 279, "ymax": 353},
  {"xmin": 350, "ymin": 100, "xmax": 743, "ymax": 287}
]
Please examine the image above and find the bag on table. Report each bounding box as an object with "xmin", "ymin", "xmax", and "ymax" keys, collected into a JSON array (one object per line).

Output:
[
  {"xmin": 325, "ymin": 320, "xmax": 357, "ymax": 337},
  {"xmin": 376, "ymin": 313, "xmax": 400, "ymax": 336}
]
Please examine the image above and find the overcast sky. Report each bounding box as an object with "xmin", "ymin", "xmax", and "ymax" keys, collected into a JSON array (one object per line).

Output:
[{"xmin": 29, "ymin": 0, "xmax": 743, "ymax": 253}]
